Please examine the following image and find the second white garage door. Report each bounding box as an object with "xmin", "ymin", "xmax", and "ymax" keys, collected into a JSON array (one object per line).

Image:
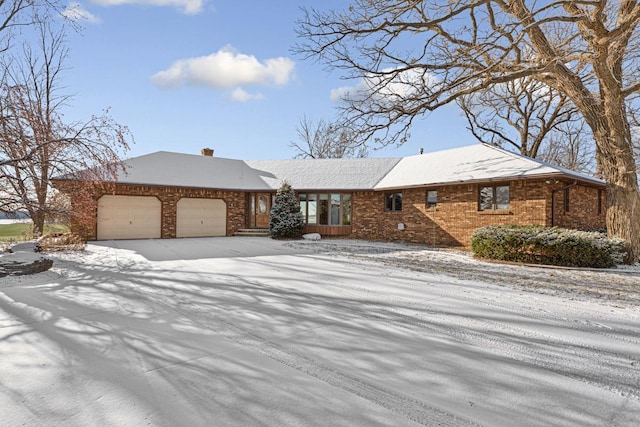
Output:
[{"xmin": 176, "ymin": 198, "xmax": 227, "ymax": 238}]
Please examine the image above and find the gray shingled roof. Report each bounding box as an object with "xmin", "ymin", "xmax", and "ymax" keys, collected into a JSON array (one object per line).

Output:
[
  {"xmin": 245, "ymin": 158, "xmax": 401, "ymax": 190},
  {"xmin": 110, "ymin": 152, "xmax": 273, "ymax": 190},
  {"xmin": 58, "ymin": 145, "xmax": 602, "ymax": 191},
  {"xmin": 374, "ymin": 144, "xmax": 603, "ymax": 190},
  {"xmin": 103, "ymin": 151, "xmax": 400, "ymax": 191}
]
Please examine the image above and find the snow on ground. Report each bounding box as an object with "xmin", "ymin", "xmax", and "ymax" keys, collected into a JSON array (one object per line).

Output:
[
  {"xmin": 0, "ymin": 219, "xmax": 31, "ymax": 225},
  {"xmin": 0, "ymin": 237, "xmax": 639, "ymax": 426},
  {"xmin": 286, "ymin": 239, "xmax": 640, "ymax": 308}
]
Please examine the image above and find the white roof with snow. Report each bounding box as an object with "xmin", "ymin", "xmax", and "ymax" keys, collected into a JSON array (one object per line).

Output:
[
  {"xmin": 102, "ymin": 151, "xmax": 400, "ymax": 191},
  {"xmin": 374, "ymin": 144, "xmax": 603, "ymax": 190},
  {"xmin": 245, "ymin": 158, "xmax": 401, "ymax": 190},
  {"xmin": 58, "ymin": 144, "xmax": 603, "ymax": 190},
  {"xmin": 111, "ymin": 152, "xmax": 273, "ymax": 190}
]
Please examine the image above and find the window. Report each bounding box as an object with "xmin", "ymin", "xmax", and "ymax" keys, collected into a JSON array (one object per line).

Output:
[
  {"xmin": 307, "ymin": 194, "xmax": 317, "ymax": 224},
  {"xmin": 479, "ymin": 185, "xmax": 510, "ymax": 211},
  {"xmin": 341, "ymin": 194, "xmax": 352, "ymax": 225},
  {"xmin": 258, "ymin": 195, "xmax": 269, "ymax": 214},
  {"xmin": 330, "ymin": 194, "xmax": 341, "ymax": 225},
  {"xmin": 385, "ymin": 192, "xmax": 402, "ymax": 211},
  {"xmin": 563, "ymin": 188, "xmax": 570, "ymax": 212},
  {"xmin": 318, "ymin": 194, "xmax": 329, "ymax": 224},
  {"xmin": 597, "ymin": 189, "xmax": 603, "ymax": 215},
  {"xmin": 426, "ymin": 190, "xmax": 437, "ymax": 209},
  {"xmin": 299, "ymin": 193, "xmax": 352, "ymax": 225}
]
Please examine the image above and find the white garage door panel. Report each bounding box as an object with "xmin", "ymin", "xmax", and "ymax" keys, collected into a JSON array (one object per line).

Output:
[
  {"xmin": 97, "ymin": 195, "xmax": 161, "ymax": 240},
  {"xmin": 177, "ymin": 198, "xmax": 226, "ymax": 238}
]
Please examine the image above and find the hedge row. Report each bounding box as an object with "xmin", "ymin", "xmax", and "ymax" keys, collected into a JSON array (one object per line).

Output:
[{"xmin": 470, "ymin": 225, "xmax": 627, "ymax": 268}]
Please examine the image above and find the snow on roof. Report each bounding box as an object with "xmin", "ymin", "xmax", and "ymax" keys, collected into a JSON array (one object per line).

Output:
[
  {"xmin": 109, "ymin": 152, "xmax": 400, "ymax": 191},
  {"xmin": 111, "ymin": 152, "xmax": 274, "ymax": 190},
  {"xmin": 246, "ymin": 158, "xmax": 401, "ymax": 190},
  {"xmin": 60, "ymin": 144, "xmax": 602, "ymax": 191},
  {"xmin": 374, "ymin": 144, "xmax": 603, "ymax": 190}
]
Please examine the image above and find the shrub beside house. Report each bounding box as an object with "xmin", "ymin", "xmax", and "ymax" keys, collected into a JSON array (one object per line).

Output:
[
  {"xmin": 471, "ymin": 225, "xmax": 626, "ymax": 268},
  {"xmin": 270, "ymin": 182, "xmax": 304, "ymax": 238}
]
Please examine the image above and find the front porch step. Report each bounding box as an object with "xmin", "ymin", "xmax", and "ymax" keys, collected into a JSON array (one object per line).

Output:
[{"xmin": 234, "ymin": 228, "xmax": 270, "ymax": 237}]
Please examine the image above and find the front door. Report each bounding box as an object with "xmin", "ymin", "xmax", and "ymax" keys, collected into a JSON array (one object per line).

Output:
[{"xmin": 249, "ymin": 193, "xmax": 271, "ymax": 228}]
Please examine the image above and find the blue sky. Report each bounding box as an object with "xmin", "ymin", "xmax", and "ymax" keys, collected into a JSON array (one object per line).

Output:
[{"xmin": 58, "ymin": 0, "xmax": 474, "ymax": 160}]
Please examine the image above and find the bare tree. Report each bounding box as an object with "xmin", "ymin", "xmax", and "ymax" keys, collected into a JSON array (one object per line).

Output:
[
  {"xmin": 458, "ymin": 78, "xmax": 595, "ymax": 172},
  {"xmin": 0, "ymin": 0, "xmax": 64, "ymax": 53},
  {"xmin": 0, "ymin": 22, "xmax": 131, "ymax": 235},
  {"xmin": 629, "ymin": 95, "xmax": 640, "ymax": 172},
  {"xmin": 297, "ymin": 1, "xmax": 640, "ymax": 261},
  {"xmin": 458, "ymin": 78, "xmax": 583, "ymax": 155},
  {"xmin": 0, "ymin": 0, "xmax": 66, "ymax": 175},
  {"xmin": 538, "ymin": 120, "xmax": 595, "ymax": 173},
  {"xmin": 290, "ymin": 115, "xmax": 367, "ymax": 159}
]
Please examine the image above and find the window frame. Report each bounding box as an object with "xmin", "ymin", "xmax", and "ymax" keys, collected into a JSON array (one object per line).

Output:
[
  {"xmin": 426, "ymin": 189, "xmax": 437, "ymax": 209},
  {"xmin": 597, "ymin": 189, "xmax": 603, "ymax": 215},
  {"xmin": 384, "ymin": 192, "xmax": 403, "ymax": 212},
  {"xmin": 298, "ymin": 193, "xmax": 352, "ymax": 226},
  {"xmin": 478, "ymin": 184, "xmax": 510, "ymax": 211}
]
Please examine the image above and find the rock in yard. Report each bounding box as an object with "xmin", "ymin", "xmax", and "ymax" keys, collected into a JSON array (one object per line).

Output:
[
  {"xmin": 0, "ymin": 252, "xmax": 53, "ymax": 277},
  {"xmin": 9, "ymin": 241, "xmax": 41, "ymax": 253},
  {"xmin": 302, "ymin": 233, "xmax": 322, "ymax": 241}
]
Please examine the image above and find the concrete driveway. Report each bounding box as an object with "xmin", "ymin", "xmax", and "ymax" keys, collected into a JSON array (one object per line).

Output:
[
  {"xmin": 1, "ymin": 237, "xmax": 638, "ymax": 426},
  {"xmin": 92, "ymin": 236, "xmax": 318, "ymax": 261}
]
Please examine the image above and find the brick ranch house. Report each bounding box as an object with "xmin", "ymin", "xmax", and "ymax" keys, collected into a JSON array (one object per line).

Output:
[{"xmin": 52, "ymin": 144, "xmax": 606, "ymax": 247}]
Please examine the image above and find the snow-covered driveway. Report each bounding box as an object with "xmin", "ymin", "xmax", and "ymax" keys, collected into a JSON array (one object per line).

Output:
[{"xmin": 1, "ymin": 238, "xmax": 639, "ymax": 426}]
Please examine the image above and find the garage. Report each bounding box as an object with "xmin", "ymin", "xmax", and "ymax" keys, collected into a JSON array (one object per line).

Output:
[
  {"xmin": 176, "ymin": 198, "xmax": 227, "ymax": 238},
  {"xmin": 97, "ymin": 195, "xmax": 162, "ymax": 240}
]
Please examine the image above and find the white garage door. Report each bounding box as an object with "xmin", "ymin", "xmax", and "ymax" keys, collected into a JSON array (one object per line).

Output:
[
  {"xmin": 97, "ymin": 195, "xmax": 162, "ymax": 240},
  {"xmin": 176, "ymin": 198, "xmax": 227, "ymax": 238}
]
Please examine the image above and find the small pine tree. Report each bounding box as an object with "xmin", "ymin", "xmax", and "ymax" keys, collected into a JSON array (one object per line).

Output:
[{"xmin": 270, "ymin": 181, "xmax": 304, "ymax": 239}]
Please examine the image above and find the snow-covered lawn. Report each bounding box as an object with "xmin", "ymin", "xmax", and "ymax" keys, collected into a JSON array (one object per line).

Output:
[{"xmin": 1, "ymin": 237, "xmax": 639, "ymax": 426}]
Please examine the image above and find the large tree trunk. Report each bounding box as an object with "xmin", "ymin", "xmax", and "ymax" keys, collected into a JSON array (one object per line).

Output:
[
  {"xmin": 606, "ymin": 182, "xmax": 640, "ymax": 263},
  {"xmin": 558, "ymin": 55, "xmax": 640, "ymax": 262},
  {"xmin": 32, "ymin": 210, "xmax": 46, "ymax": 237},
  {"xmin": 592, "ymin": 121, "xmax": 640, "ymax": 263}
]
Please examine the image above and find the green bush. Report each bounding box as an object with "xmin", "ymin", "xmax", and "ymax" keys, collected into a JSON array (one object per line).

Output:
[
  {"xmin": 471, "ymin": 225, "xmax": 627, "ymax": 268},
  {"xmin": 269, "ymin": 181, "xmax": 304, "ymax": 239}
]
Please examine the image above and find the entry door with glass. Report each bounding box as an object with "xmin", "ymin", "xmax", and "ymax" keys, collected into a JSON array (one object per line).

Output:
[{"xmin": 249, "ymin": 193, "xmax": 271, "ymax": 228}]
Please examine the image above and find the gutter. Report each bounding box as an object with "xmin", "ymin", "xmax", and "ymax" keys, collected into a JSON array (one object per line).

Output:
[
  {"xmin": 373, "ymin": 171, "xmax": 604, "ymax": 192},
  {"xmin": 550, "ymin": 180, "xmax": 578, "ymax": 227}
]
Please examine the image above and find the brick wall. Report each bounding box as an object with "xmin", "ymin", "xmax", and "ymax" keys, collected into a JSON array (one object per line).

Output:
[
  {"xmin": 551, "ymin": 183, "xmax": 606, "ymax": 230},
  {"xmin": 68, "ymin": 183, "xmax": 246, "ymax": 240},
  {"xmin": 60, "ymin": 178, "xmax": 606, "ymax": 246},
  {"xmin": 351, "ymin": 179, "xmax": 606, "ymax": 247}
]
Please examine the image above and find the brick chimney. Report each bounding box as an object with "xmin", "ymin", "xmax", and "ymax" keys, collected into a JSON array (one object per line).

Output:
[{"xmin": 201, "ymin": 148, "xmax": 214, "ymax": 157}]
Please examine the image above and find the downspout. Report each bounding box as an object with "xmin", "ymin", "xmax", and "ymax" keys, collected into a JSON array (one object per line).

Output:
[{"xmin": 550, "ymin": 180, "xmax": 578, "ymax": 227}]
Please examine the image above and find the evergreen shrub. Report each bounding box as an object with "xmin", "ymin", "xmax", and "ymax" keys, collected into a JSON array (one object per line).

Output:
[
  {"xmin": 269, "ymin": 181, "xmax": 305, "ymax": 239},
  {"xmin": 471, "ymin": 225, "xmax": 626, "ymax": 268}
]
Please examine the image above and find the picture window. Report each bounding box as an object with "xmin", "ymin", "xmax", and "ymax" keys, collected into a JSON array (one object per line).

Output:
[
  {"xmin": 479, "ymin": 185, "xmax": 510, "ymax": 211},
  {"xmin": 299, "ymin": 193, "xmax": 352, "ymax": 225}
]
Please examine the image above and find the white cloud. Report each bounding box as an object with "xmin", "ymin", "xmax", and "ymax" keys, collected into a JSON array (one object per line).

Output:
[
  {"xmin": 62, "ymin": 2, "xmax": 101, "ymax": 23},
  {"xmin": 330, "ymin": 68, "xmax": 440, "ymax": 104},
  {"xmin": 151, "ymin": 46, "xmax": 295, "ymax": 101},
  {"xmin": 330, "ymin": 82, "xmax": 367, "ymax": 103},
  {"xmin": 91, "ymin": 0, "xmax": 205, "ymax": 15},
  {"xmin": 230, "ymin": 88, "xmax": 264, "ymax": 102}
]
